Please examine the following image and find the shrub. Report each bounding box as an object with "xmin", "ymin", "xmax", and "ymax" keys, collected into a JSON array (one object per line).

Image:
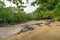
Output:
[{"xmin": 53, "ymin": 16, "xmax": 60, "ymax": 21}]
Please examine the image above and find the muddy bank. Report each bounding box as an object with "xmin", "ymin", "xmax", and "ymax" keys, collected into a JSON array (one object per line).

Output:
[
  {"xmin": 0, "ymin": 20, "xmax": 55, "ymax": 38},
  {"xmin": 1, "ymin": 21, "xmax": 60, "ymax": 40}
]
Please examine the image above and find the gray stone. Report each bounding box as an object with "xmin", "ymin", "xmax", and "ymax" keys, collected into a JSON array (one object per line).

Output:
[
  {"xmin": 35, "ymin": 22, "xmax": 43, "ymax": 26},
  {"xmin": 17, "ymin": 25, "xmax": 39, "ymax": 34}
]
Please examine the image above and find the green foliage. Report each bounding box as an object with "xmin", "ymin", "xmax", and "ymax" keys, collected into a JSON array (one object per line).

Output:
[
  {"xmin": 53, "ymin": 16, "xmax": 60, "ymax": 20},
  {"xmin": 16, "ymin": 13, "xmax": 27, "ymax": 22},
  {"xmin": 31, "ymin": 0, "xmax": 60, "ymax": 20},
  {"xmin": 7, "ymin": 0, "xmax": 25, "ymax": 8},
  {"xmin": 0, "ymin": 7, "xmax": 32, "ymax": 24},
  {"xmin": 0, "ymin": 7, "xmax": 16, "ymax": 23},
  {"xmin": 0, "ymin": 0, "xmax": 60, "ymax": 25}
]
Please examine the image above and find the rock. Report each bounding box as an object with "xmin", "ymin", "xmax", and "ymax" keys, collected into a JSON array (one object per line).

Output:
[
  {"xmin": 35, "ymin": 22, "xmax": 43, "ymax": 26},
  {"xmin": 17, "ymin": 25, "xmax": 39, "ymax": 34},
  {"xmin": 44, "ymin": 20, "xmax": 52, "ymax": 27}
]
